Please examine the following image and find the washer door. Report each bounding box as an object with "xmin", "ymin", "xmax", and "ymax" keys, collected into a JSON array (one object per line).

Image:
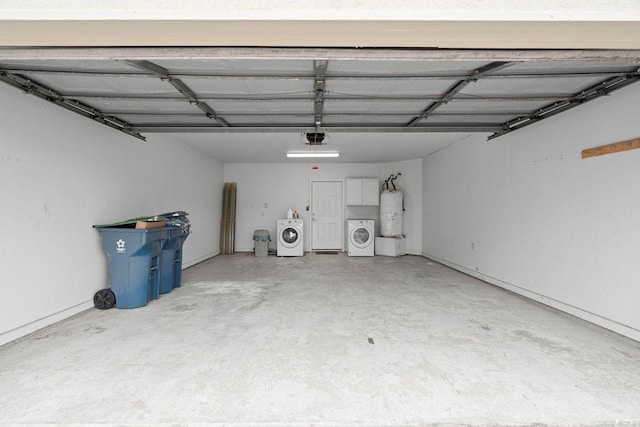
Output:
[
  {"xmin": 279, "ymin": 226, "xmax": 300, "ymax": 248},
  {"xmin": 350, "ymin": 226, "xmax": 372, "ymax": 249}
]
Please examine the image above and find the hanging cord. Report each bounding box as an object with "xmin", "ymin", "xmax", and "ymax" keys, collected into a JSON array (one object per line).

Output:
[
  {"xmin": 382, "ymin": 176, "xmax": 390, "ymax": 191},
  {"xmin": 384, "ymin": 172, "xmax": 402, "ymax": 191},
  {"xmin": 390, "ymin": 172, "xmax": 402, "ymax": 191}
]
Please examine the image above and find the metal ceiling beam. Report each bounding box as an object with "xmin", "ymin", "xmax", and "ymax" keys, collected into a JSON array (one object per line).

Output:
[
  {"xmin": 0, "ymin": 69, "xmax": 144, "ymax": 141},
  {"xmin": 313, "ymin": 60, "xmax": 327, "ymax": 128},
  {"xmin": 0, "ymin": 66, "xmax": 150, "ymax": 77},
  {"xmin": 130, "ymin": 124, "xmax": 500, "ymax": 133},
  {"xmin": 2, "ymin": 65, "xmax": 638, "ymax": 81},
  {"xmin": 407, "ymin": 61, "xmax": 515, "ymax": 127},
  {"xmin": 111, "ymin": 111, "xmax": 525, "ymax": 117},
  {"xmin": 485, "ymin": 70, "xmax": 637, "ymax": 79},
  {"xmin": 63, "ymin": 92, "xmax": 576, "ymax": 103},
  {"xmin": 124, "ymin": 60, "xmax": 229, "ymax": 127},
  {"xmin": 66, "ymin": 93, "xmax": 314, "ymax": 101},
  {"xmin": 489, "ymin": 72, "xmax": 640, "ymax": 140}
]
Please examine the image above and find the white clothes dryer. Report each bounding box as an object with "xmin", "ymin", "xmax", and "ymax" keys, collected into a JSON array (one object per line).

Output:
[
  {"xmin": 347, "ymin": 219, "xmax": 375, "ymax": 256},
  {"xmin": 277, "ymin": 219, "xmax": 304, "ymax": 256}
]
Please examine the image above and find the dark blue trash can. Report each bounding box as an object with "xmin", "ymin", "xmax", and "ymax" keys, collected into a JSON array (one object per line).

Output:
[
  {"xmin": 96, "ymin": 227, "xmax": 169, "ymax": 308},
  {"xmin": 159, "ymin": 211, "xmax": 190, "ymax": 294},
  {"xmin": 159, "ymin": 227, "xmax": 189, "ymax": 293}
]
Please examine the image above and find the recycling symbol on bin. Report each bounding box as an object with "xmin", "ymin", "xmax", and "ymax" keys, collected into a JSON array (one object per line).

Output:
[{"xmin": 116, "ymin": 239, "xmax": 126, "ymax": 253}]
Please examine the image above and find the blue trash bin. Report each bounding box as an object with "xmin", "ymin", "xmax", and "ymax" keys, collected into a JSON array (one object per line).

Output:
[
  {"xmin": 95, "ymin": 226, "xmax": 169, "ymax": 309},
  {"xmin": 159, "ymin": 227, "xmax": 189, "ymax": 293},
  {"xmin": 159, "ymin": 211, "xmax": 190, "ymax": 294}
]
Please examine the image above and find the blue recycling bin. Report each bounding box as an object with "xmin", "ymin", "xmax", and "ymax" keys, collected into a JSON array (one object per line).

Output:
[
  {"xmin": 96, "ymin": 227, "xmax": 169, "ymax": 308},
  {"xmin": 159, "ymin": 211, "xmax": 190, "ymax": 294},
  {"xmin": 159, "ymin": 227, "xmax": 189, "ymax": 293}
]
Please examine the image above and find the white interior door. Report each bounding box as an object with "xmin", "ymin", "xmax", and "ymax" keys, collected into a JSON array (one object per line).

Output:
[{"xmin": 312, "ymin": 181, "xmax": 343, "ymax": 250}]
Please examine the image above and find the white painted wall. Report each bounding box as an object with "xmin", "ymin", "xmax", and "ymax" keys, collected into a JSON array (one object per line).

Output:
[
  {"xmin": 3, "ymin": 0, "xmax": 638, "ymax": 20},
  {"xmin": 3, "ymin": 2, "xmax": 640, "ymax": 49},
  {"xmin": 224, "ymin": 163, "xmax": 379, "ymax": 252},
  {"xmin": 422, "ymin": 84, "xmax": 640, "ymax": 341},
  {"xmin": 224, "ymin": 162, "xmax": 424, "ymax": 254},
  {"xmin": 0, "ymin": 84, "xmax": 223, "ymax": 346}
]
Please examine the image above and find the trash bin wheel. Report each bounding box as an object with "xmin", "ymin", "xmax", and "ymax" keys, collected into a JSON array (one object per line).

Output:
[{"xmin": 94, "ymin": 289, "xmax": 116, "ymax": 310}]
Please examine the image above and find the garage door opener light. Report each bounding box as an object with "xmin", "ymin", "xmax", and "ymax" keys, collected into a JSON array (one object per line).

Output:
[{"xmin": 287, "ymin": 152, "xmax": 339, "ymax": 158}]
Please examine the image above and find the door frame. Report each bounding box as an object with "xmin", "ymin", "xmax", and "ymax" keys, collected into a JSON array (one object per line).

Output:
[{"xmin": 310, "ymin": 179, "xmax": 344, "ymax": 252}]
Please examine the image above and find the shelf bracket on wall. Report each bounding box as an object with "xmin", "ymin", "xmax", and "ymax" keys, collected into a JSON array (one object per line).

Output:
[
  {"xmin": 124, "ymin": 60, "xmax": 230, "ymax": 128},
  {"xmin": 0, "ymin": 69, "xmax": 145, "ymax": 141}
]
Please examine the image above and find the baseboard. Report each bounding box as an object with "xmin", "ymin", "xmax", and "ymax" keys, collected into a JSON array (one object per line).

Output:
[
  {"xmin": 0, "ymin": 300, "xmax": 94, "ymax": 347},
  {"xmin": 1, "ymin": 251, "xmax": 221, "ymax": 347},
  {"xmin": 183, "ymin": 251, "xmax": 219, "ymax": 268},
  {"xmin": 422, "ymin": 252, "xmax": 640, "ymax": 343},
  {"xmin": 406, "ymin": 250, "xmax": 422, "ymax": 256}
]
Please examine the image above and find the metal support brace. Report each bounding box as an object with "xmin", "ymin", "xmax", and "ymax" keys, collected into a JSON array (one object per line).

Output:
[
  {"xmin": 313, "ymin": 60, "xmax": 328, "ymax": 129},
  {"xmin": 0, "ymin": 69, "xmax": 144, "ymax": 140},
  {"xmin": 1, "ymin": 64, "xmax": 637, "ymax": 81},
  {"xmin": 488, "ymin": 72, "xmax": 640, "ymax": 140},
  {"xmin": 59, "ymin": 92, "xmax": 583, "ymax": 103},
  {"xmin": 125, "ymin": 60, "xmax": 229, "ymax": 127},
  {"xmin": 407, "ymin": 61, "xmax": 515, "ymax": 127},
  {"xmin": 129, "ymin": 124, "xmax": 501, "ymax": 133}
]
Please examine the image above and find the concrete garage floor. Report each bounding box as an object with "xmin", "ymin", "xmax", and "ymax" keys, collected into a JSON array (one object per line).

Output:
[{"xmin": 1, "ymin": 253, "xmax": 640, "ymax": 426}]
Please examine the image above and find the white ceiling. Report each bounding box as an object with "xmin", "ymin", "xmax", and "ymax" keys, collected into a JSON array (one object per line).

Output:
[{"xmin": 169, "ymin": 131, "xmax": 477, "ymax": 164}]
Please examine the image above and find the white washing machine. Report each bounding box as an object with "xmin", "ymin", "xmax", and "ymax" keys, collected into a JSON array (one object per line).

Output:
[
  {"xmin": 277, "ymin": 219, "xmax": 304, "ymax": 256},
  {"xmin": 347, "ymin": 219, "xmax": 375, "ymax": 256}
]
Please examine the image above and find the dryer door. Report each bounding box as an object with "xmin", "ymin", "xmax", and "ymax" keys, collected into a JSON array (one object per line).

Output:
[
  {"xmin": 279, "ymin": 226, "xmax": 300, "ymax": 248},
  {"xmin": 350, "ymin": 226, "xmax": 372, "ymax": 249}
]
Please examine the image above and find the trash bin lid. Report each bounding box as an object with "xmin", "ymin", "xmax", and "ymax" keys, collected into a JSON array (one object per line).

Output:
[
  {"xmin": 253, "ymin": 229, "xmax": 271, "ymax": 241},
  {"xmin": 159, "ymin": 211, "xmax": 189, "ymax": 218},
  {"xmin": 93, "ymin": 215, "xmax": 168, "ymax": 229}
]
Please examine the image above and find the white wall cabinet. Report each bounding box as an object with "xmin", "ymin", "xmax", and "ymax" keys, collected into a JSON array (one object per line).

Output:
[{"xmin": 347, "ymin": 178, "xmax": 379, "ymax": 206}]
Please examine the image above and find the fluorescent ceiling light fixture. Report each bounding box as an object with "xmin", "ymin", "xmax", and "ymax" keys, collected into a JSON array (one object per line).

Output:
[{"xmin": 286, "ymin": 152, "xmax": 339, "ymax": 158}]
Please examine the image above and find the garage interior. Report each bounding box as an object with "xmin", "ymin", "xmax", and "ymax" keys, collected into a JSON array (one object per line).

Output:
[{"xmin": 2, "ymin": 4, "xmax": 640, "ymax": 425}]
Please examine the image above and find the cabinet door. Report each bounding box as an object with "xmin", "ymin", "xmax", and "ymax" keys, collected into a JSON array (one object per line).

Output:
[
  {"xmin": 363, "ymin": 178, "xmax": 379, "ymax": 205},
  {"xmin": 346, "ymin": 178, "xmax": 363, "ymax": 206}
]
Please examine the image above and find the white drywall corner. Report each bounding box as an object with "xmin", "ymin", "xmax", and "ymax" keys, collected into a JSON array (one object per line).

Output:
[
  {"xmin": 422, "ymin": 83, "xmax": 640, "ymax": 342},
  {"xmin": 0, "ymin": 83, "xmax": 223, "ymax": 346}
]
